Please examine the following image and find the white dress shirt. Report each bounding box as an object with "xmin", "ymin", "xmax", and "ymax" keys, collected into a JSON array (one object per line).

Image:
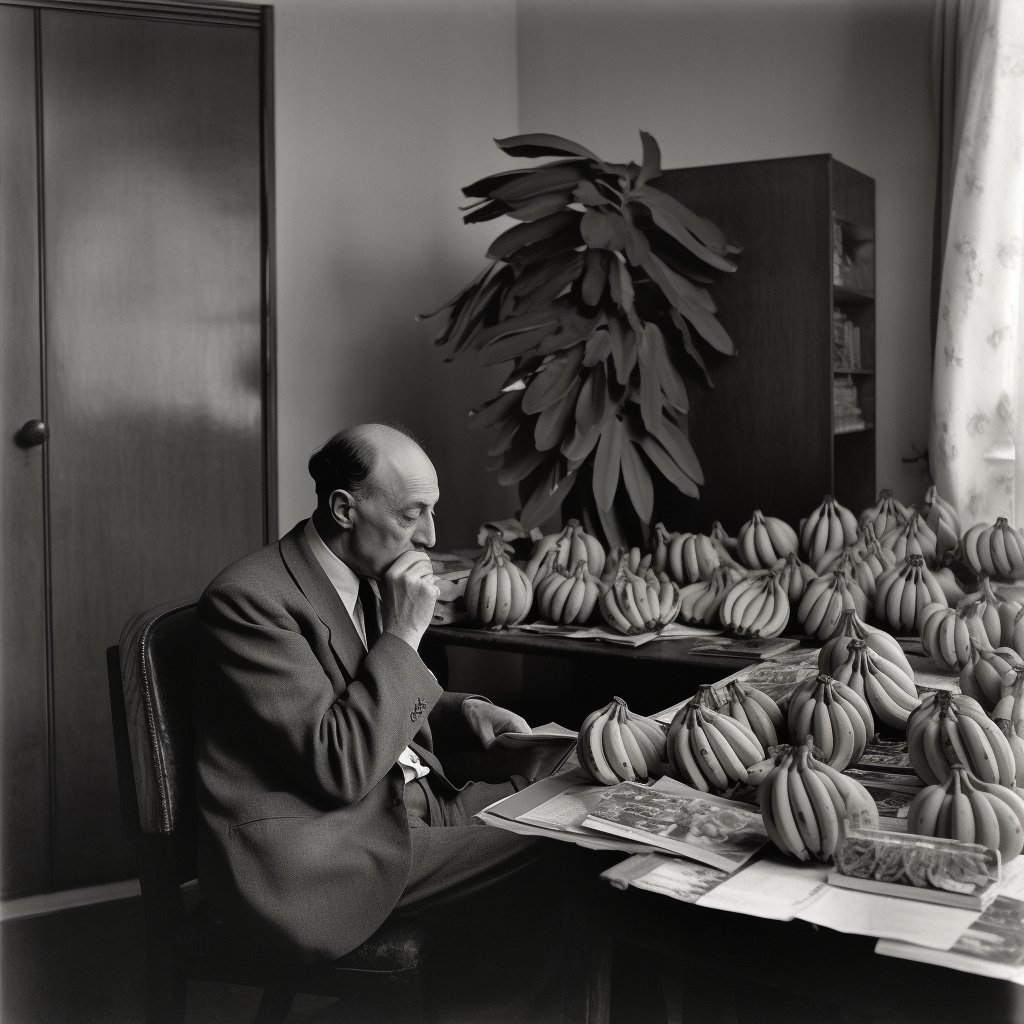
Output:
[{"xmin": 303, "ymin": 519, "xmax": 430, "ymax": 784}]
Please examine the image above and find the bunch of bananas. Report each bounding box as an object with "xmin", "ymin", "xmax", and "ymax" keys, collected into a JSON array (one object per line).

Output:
[
  {"xmin": 919, "ymin": 602, "xmax": 974, "ymax": 672},
  {"xmin": 818, "ymin": 607, "xmax": 914, "ymax": 677},
  {"xmin": 736, "ymin": 510, "xmax": 799, "ymax": 569},
  {"xmin": 773, "ymin": 551, "xmax": 817, "ymax": 605},
  {"xmin": 523, "ymin": 518, "xmax": 605, "ymax": 586},
  {"xmin": 600, "ymin": 544, "xmax": 652, "ymax": 589},
  {"xmin": 993, "ymin": 671, "xmax": 1024, "ymax": 745},
  {"xmin": 718, "ymin": 570, "xmax": 790, "ymax": 638},
  {"xmin": 799, "ymin": 495, "xmax": 859, "ymax": 566},
  {"xmin": 859, "ymin": 488, "xmax": 910, "ymax": 539},
  {"xmin": 711, "ymin": 520, "xmax": 739, "ymax": 558},
  {"xmin": 829, "ymin": 526, "xmax": 895, "ymax": 603},
  {"xmin": 796, "ymin": 570, "xmax": 868, "ymax": 641},
  {"xmin": 599, "ymin": 565, "xmax": 680, "ymax": 635},
  {"xmin": 664, "ymin": 531, "xmax": 723, "ymax": 585},
  {"xmin": 666, "ymin": 699, "xmax": 765, "ymax": 792},
  {"xmin": 463, "ymin": 531, "xmax": 533, "ymax": 628},
  {"xmin": 920, "ymin": 484, "xmax": 961, "ymax": 559},
  {"xmin": 931, "ymin": 561, "xmax": 967, "ymax": 606},
  {"xmin": 961, "ymin": 516, "xmax": 1024, "ymax": 581},
  {"xmin": 649, "ymin": 522, "xmax": 677, "ymax": 576},
  {"xmin": 874, "ymin": 554, "xmax": 947, "ymax": 635},
  {"xmin": 576, "ymin": 697, "xmax": 668, "ymax": 785},
  {"xmin": 906, "ymin": 691, "xmax": 1017, "ymax": 787},
  {"xmin": 957, "ymin": 580, "xmax": 1005, "ymax": 648},
  {"xmin": 993, "ymin": 719, "xmax": 1024, "ymax": 787},
  {"xmin": 677, "ymin": 565, "xmax": 743, "ymax": 626},
  {"xmin": 959, "ymin": 639, "xmax": 1024, "ymax": 711},
  {"xmin": 813, "ymin": 545, "xmax": 858, "ymax": 578},
  {"xmin": 879, "ymin": 510, "xmax": 938, "ymax": 566},
  {"xmin": 828, "ymin": 638, "xmax": 920, "ymax": 730},
  {"xmin": 758, "ymin": 738, "xmax": 879, "ymax": 862},
  {"xmin": 907, "ymin": 764, "xmax": 1024, "ymax": 862},
  {"xmin": 786, "ymin": 672, "xmax": 873, "ymax": 771},
  {"xmin": 721, "ymin": 680, "xmax": 786, "ymax": 749},
  {"xmin": 534, "ymin": 559, "xmax": 601, "ymax": 626}
]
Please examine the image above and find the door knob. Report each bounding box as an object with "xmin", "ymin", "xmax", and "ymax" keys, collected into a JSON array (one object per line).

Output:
[{"xmin": 14, "ymin": 419, "xmax": 48, "ymax": 448}]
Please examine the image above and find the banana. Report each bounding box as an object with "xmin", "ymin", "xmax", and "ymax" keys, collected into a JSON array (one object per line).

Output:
[
  {"xmin": 577, "ymin": 709, "xmax": 620, "ymax": 785},
  {"xmin": 600, "ymin": 584, "xmax": 637, "ymax": 634},
  {"xmin": 812, "ymin": 698, "xmax": 835, "ymax": 760},
  {"xmin": 478, "ymin": 570, "xmax": 498, "ymax": 625},
  {"xmin": 691, "ymin": 720, "xmax": 729, "ymax": 790},
  {"xmin": 707, "ymin": 710, "xmax": 765, "ymax": 767},
  {"xmin": 957, "ymin": 712, "xmax": 998, "ymax": 783},
  {"xmin": 826, "ymin": 700, "xmax": 856, "ymax": 769},
  {"xmin": 702, "ymin": 718, "xmax": 750, "ymax": 783},
  {"xmin": 627, "ymin": 719, "xmax": 664, "ymax": 777},
  {"xmin": 799, "ymin": 757, "xmax": 841, "ymax": 859},
  {"xmin": 770, "ymin": 758, "xmax": 810, "ymax": 861},
  {"xmin": 908, "ymin": 779, "xmax": 947, "ymax": 835},
  {"xmin": 740, "ymin": 693, "xmax": 784, "ymax": 749},
  {"xmin": 966, "ymin": 782, "xmax": 1003, "ymax": 851},
  {"xmin": 602, "ymin": 705, "xmax": 637, "ymax": 782},
  {"xmin": 493, "ymin": 565, "xmax": 513, "ymax": 624},
  {"xmin": 961, "ymin": 524, "xmax": 985, "ymax": 577},
  {"xmin": 787, "ymin": 754, "xmax": 822, "ymax": 854},
  {"xmin": 948, "ymin": 771, "xmax": 976, "ymax": 843}
]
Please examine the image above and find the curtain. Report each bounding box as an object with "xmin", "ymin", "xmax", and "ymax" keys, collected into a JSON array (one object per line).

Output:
[{"xmin": 930, "ymin": 0, "xmax": 1024, "ymax": 530}]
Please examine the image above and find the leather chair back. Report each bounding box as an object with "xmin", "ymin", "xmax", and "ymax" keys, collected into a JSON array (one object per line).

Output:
[{"xmin": 115, "ymin": 600, "xmax": 201, "ymax": 841}]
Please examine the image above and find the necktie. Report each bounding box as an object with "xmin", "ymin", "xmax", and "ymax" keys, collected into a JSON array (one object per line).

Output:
[{"xmin": 357, "ymin": 578, "xmax": 381, "ymax": 648}]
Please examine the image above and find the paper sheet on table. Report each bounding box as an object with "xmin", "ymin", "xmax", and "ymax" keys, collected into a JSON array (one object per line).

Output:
[
  {"xmin": 513, "ymin": 622, "xmax": 718, "ymax": 646},
  {"xmin": 476, "ymin": 808, "xmax": 666, "ymax": 855},
  {"xmin": 600, "ymin": 852, "xmax": 730, "ymax": 903},
  {"xmin": 485, "ymin": 722, "xmax": 577, "ymax": 749},
  {"xmin": 695, "ymin": 856, "xmax": 831, "ymax": 920},
  {"xmin": 795, "ymin": 884, "xmax": 980, "ymax": 949}
]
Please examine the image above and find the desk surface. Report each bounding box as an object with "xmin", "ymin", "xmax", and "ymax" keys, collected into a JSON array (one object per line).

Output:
[{"xmin": 425, "ymin": 624, "xmax": 764, "ymax": 675}]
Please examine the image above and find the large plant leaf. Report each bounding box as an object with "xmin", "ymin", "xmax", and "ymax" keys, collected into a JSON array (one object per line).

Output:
[
  {"xmin": 487, "ymin": 417, "xmax": 520, "ymax": 457},
  {"xmin": 669, "ymin": 308, "xmax": 711, "ymax": 390},
  {"xmin": 467, "ymin": 390, "xmax": 521, "ymax": 431},
  {"xmin": 574, "ymin": 181, "xmax": 612, "ymax": 207},
  {"xmin": 497, "ymin": 443, "xmax": 548, "ymax": 486},
  {"xmin": 495, "ymin": 133, "xmax": 601, "ymax": 161},
  {"xmin": 508, "ymin": 227, "xmax": 586, "ymax": 273},
  {"xmin": 628, "ymin": 184, "xmax": 736, "ymax": 267},
  {"xmin": 620, "ymin": 437, "xmax": 655, "ymax": 524},
  {"xmin": 593, "ymin": 416, "xmax": 624, "ymax": 511},
  {"xmin": 492, "ymin": 163, "xmax": 586, "ymax": 202},
  {"xmin": 607, "ymin": 316, "xmax": 637, "ymax": 385},
  {"xmin": 536, "ymin": 312, "xmax": 601, "ymax": 356},
  {"xmin": 634, "ymin": 432, "xmax": 700, "ymax": 498},
  {"xmin": 472, "ymin": 303, "xmax": 563, "ymax": 348},
  {"xmin": 486, "ymin": 210, "xmax": 581, "ymax": 262},
  {"xmin": 647, "ymin": 320, "xmax": 689, "ymax": 413},
  {"xmin": 635, "ymin": 131, "xmax": 661, "ymax": 189},
  {"xmin": 521, "ymin": 345, "xmax": 586, "ymax": 415},
  {"xmin": 639, "ymin": 251, "xmax": 716, "ymax": 312},
  {"xmin": 583, "ymin": 326, "xmax": 612, "ymax": 366},
  {"xmin": 648, "ymin": 411, "xmax": 705, "ymax": 485},
  {"xmin": 505, "ymin": 191, "xmax": 576, "ymax": 222},
  {"xmin": 594, "ymin": 491, "xmax": 627, "ymax": 550},
  {"xmin": 580, "ymin": 250, "xmax": 608, "ymax": 307},
  {"xmin": 462, "ymin": 169, "xmax": 530, "ymax": 199},
  {"xmin": 561, "ymin": 423, "xmax": 603, "ymax": 464},
  {"xmin": 519, "ymin": 457, "xmax": 576, "ymax": 531},
  {"xmin": 636, "ymin": 325, "xmax": 663, "ymax": 434},
  {"xmin": 580, "ymin": 210, "xmax": 630, "ymax": 251},
  {"xmin": 533, "ymin": 377, "xmax": 582, "ymax": 450},
  {"xmin": 478, "ymin": 323, "xmax": 561, "ymax": 365},
  {"xmin": 440, "ymin": 264, "xmax": 512, "ymax": 356},
  {"xmin": 462, "ymin": 199, "xmax": 513, "ymax": 224},
  {"xmin": 511, "ymin": 254, "xmax": 584, "ymax": 314},
  {"xmin": 574, "ymin": 361, "xmax": 609, "ymax": 435}
]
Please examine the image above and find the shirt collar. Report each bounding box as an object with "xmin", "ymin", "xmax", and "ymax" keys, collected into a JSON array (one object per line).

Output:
[{"xmin": 303, "ymin": 517, "xmax": 361, "ymax": 617}]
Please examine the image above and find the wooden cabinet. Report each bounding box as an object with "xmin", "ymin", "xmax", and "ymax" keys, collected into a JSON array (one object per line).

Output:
[
  {"xmin": 655, "ymin": 155, "xmax": 876, "ymax": 534},
  {"xmin": 0, "ymin": 0, "xmax": 274, "ymax": 897}
]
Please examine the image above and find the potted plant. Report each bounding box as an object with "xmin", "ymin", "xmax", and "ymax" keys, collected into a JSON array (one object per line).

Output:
[{"xmin": 421, "ymin": 131, "xmax": 741, "ymax": 547}]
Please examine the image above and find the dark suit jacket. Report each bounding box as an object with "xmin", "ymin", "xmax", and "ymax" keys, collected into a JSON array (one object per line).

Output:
[{"xmin": 194, "ymin": 521, "xmax": 478, "ymax": 961}]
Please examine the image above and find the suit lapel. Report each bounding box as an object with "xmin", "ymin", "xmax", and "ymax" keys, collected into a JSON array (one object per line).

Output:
[{"xmin": 280, "ymin": 522, "xmax": 364, "ymax": 683}]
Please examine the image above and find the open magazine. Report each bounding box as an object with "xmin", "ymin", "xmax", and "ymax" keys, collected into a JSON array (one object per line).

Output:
[{"xmin": 581, "ymin": 777, "xmax": 768, "ymax": 872}]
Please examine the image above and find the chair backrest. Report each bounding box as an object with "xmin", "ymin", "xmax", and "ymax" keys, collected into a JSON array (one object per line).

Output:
[{"xmin": 108, "ymin": 601, "xmax": 203, "ymax": 861}]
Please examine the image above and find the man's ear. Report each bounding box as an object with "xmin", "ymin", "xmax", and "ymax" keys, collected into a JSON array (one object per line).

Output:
[{"xmin": 329, "ymin": 489, "xmax": 357, "ymax": 529}]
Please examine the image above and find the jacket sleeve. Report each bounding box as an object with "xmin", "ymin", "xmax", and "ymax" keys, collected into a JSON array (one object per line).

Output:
[{"xmin": 198, "ymin": 580, "xmax": 443, "ymax": 806}]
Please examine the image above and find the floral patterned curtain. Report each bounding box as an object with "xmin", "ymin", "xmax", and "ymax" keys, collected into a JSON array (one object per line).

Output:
[{"xmin": 930, "ymin": 0, "xmax": 1024, "ymax": 530}]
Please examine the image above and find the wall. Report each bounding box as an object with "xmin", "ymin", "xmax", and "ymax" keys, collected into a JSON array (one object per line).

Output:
[
  {"xmin": 271, "ymin": 0, "xmax": 520, "ymax": 548},
  {"xmin": 517, "ymin": 0, "xmax": 938, "ymax": 510}
]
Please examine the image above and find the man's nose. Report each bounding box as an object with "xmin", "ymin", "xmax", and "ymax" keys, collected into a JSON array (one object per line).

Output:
[{"xmin": 414, "ymin": 515, "xmax": 435, "ymax": 549}]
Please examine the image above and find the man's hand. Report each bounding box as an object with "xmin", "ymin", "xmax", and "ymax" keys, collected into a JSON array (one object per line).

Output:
[
  {"xmin": 463, "ymin": 698, "xmax": 532, "ymax": 747},
  {"xmin": 380, "ymin": 549, "xmax": 439, "ymax": 650}
]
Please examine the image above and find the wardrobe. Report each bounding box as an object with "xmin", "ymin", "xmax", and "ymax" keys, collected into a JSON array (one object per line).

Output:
[{"xmin": 0, "ymin": 0, "xmax": 274, "ymax": 896}]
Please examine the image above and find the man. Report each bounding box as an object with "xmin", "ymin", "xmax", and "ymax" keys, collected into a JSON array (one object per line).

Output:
[{"xmin": 193, "ymin": 423, "xmax": 555, "ymax": 963}]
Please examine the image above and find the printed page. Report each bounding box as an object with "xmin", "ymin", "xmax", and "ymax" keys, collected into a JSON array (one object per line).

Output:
[
  {"xmin": 795, "ymin": 884, "xmax": 981, "ymax": 949},
  {"xmin": 696, "ymin": 856, "xmax": 831, "ymax": 920},
  {"xmin": 600, "ymin": 852, "xmax": 730, "ymax": 903},
  {"xmin": 485, "ymin": 722, "xmax": 577, "ymax": 748}
]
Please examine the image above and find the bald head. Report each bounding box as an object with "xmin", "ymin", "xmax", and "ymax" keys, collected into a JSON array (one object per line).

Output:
[{"xmin": 308, "ymin": 422, "xmax": 426, "ymax": 509}]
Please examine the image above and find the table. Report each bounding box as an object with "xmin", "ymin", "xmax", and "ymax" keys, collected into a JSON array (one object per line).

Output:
[
  {"xmin": 422, "ymin": 624, "xmax": 763, "ymax": 725},
  {"xmin": 423, "ymin": 625, "xmax": 1023, "ymax": 1024}
]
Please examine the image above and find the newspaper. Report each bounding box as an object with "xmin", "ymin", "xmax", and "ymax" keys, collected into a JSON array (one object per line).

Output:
[
  {"xmin": 600, "ymin": 852, "xmax": 730, "ymax": 903},
  {"xmin": 687, "ymin": 635, "xmax": 801, "ymax": 660},
  {"xmin": 581, "ymin": 777, "xmax": 768, "ymax": 872},
  {"xmin": 512, "ymin": 621, "xmax": 719, "ymax": 646}
]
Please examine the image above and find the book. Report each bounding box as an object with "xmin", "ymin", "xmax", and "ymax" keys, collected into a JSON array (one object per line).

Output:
[
  {"xmin": 828, "ymin": 870, "xmax": 1000, "ymax": 912},
  {"xmin": 581, "ymin": 779, "xmax": 769, "ymax": 872}
]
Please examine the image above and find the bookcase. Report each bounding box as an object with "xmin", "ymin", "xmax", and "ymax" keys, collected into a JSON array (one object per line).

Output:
[{"xmin": 654, "ymin": 155, "xmax": 876, "ymax": 535}]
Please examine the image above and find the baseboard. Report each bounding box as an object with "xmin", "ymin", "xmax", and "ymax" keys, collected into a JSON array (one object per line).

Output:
[{"xmin": 0, "ymin": 878, "xmax": 141, "ymax": 922}]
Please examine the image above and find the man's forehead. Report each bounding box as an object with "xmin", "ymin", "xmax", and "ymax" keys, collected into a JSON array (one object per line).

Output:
[{"xmin": 373, "ymin": 447, "xmax": 439, "ymax": 503}]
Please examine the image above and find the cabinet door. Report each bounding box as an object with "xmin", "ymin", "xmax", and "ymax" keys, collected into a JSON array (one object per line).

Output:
[
  {"xmin": 0, "ymin": 3, "xmax": 52, "ymax": 897},
  {"xmin": 40, "ymin": 10, "xmax": 267, "ymax": 887}
]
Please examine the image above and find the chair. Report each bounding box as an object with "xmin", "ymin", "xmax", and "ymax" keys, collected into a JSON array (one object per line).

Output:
[{"xmin": 107, "ymin": 600, "xmax": 434, "ymax": 1024}]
